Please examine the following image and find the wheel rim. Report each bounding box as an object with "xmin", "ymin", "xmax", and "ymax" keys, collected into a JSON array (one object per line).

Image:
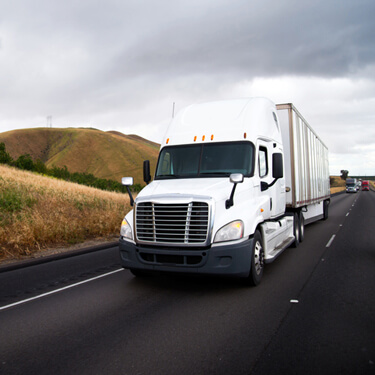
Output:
[
  {"xmin": 300, "ymin": 217, "xmax": 304, "ymax": 239},
  {"xmin": 294, "ymin": 213, "xmax": 300, "ymax": 242},
  {"xmin": 254, "ymin": 241, "xmax": 264, "ymax": 275}
]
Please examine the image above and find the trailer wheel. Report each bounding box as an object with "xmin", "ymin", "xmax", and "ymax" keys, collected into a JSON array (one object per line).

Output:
[
  {"xmin": 247, "ymin": 230, "xmax": 264, "ymax": 286},
  {"xmin": 292, "ymin": 212, "xmax": 300, "ymax": 248},
  {"xmin": 322, "ymin": 200, "xmax": 329, "ymax": 221},
  {"xmin": 298, "ymin": 211, "xmax": 305, "ymax": 243}
]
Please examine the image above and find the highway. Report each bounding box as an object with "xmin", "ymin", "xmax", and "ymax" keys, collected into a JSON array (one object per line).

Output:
[{"xmin": 0, "ymin": 192, "xmax": 374, "ymax": 375}]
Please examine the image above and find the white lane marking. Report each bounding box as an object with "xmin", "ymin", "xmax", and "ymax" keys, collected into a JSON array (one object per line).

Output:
[
  {"xmin": 326, "ymin": 235, "xmax": 336, "ymax": 248},
  {"xmin": 0, "ymin": 268, "xmax": 123, "ymax": 312},
  {"xmin": 346, "ymin": 213, "xmax": 350, "ymax": 217},
  {"xmin": 290, "ymin": 299, "xmax": 299, "ymax": 304}
]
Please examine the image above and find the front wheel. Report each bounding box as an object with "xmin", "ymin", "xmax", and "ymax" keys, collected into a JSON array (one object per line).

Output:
[{"xmin": 247, "ymin": 230, "xmax": 264, "ymax": 286}]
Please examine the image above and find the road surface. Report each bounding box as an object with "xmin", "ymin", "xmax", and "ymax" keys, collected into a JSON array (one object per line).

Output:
[{"xmin": 0, "ymin": 192, "xmax": 374, "ymax": 374}]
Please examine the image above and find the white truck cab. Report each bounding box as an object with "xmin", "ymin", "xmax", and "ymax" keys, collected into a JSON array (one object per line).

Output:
[{"xmin": 119, "ymin": 98, "xmax": 330, "ymax": 285}]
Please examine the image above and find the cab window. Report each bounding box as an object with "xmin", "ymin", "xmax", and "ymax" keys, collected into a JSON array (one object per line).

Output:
[{"xmin": 258, "ymin": 147, "xmax": 268, "ymax": 177}]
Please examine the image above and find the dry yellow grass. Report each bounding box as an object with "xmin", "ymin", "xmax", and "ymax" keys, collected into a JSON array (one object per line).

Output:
[
  {"xmin": 330, "ymin": 176, "xmax": 346, "ymax": 194},
  {"xmin": 0, "ymin": 164, "xmax": 131, "ymax": 262},
  {"xmin": 330, "ymin": 186, "xmax": 346, "ymax": 194}
]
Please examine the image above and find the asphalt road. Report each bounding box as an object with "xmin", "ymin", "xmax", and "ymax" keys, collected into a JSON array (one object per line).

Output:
[{"xmin": 0, "ymin": 192, "xmax": 374, "ymax": 375}]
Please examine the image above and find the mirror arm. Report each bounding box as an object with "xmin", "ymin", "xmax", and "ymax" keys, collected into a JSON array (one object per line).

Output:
[
  {"xmin": 261, "ymin": 177, "xmax": 280, "ymax": 192},
  {"xmin": 126, "ymin": 186, "xmax": 134, "ymax": 207},
  {"xmin": 226, "ymin": 183, "xmax": 238, "ymax": 209}
]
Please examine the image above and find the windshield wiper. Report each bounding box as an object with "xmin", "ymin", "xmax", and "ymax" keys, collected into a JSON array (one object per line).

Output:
[
  {"xmin": 157, "ymin": 174, "xmax": 182, "ymax": 179},
  {"xmin": 199, "ymin": 172, "xmax": 230, "ymax": 176}
]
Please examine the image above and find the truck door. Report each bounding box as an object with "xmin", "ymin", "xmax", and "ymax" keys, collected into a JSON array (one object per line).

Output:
[{"xmin": 257, "ymin": 141, "xmax": 285, "ymax": 218}]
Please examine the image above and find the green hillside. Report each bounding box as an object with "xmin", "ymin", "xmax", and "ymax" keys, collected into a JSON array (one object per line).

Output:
[{"xmin": 0, "ymin": 128, "xmax": 160, "ymax": 185}]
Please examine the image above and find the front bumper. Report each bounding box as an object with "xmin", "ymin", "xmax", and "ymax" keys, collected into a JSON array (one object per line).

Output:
[{"xmin": 119, "ymin": 237, "xmax": 253, "ymax": 277}]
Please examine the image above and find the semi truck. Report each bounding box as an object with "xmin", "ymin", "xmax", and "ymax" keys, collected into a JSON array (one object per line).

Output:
[
  {"xmin": 362, "ymin": 180, "xmax": 370, "ymax": 191},
  {"xmin": 119, "ymin": 98, "xmax": 330, "ymax": 285},
  {"xmin": 346, "ymin": 178, "xmax": 358, "ymax": 193}
]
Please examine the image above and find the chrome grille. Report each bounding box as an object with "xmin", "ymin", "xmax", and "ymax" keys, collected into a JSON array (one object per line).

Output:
[{"xmin": 135, "ymin": 202, "xmax": 209, "ymax": 244}]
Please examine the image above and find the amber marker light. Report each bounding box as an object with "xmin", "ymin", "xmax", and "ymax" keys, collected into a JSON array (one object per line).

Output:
[
  {"xmin": 194, "ymin": 136, "xmax": 197, "ymax": 142},
  {"xmin": 244, "ymin": 132, "xmax": 247, "ymax": 139},
  {"xmin": 166, "ymin": 138, "xmax": 169, "ymax": 144},
  {"xmin": 211, "ymin": 134, "xmax": 214, "ymax": 140},
  {"xmin": 202, "ymin": 135, "xmax": 205, "ymax": 141}
]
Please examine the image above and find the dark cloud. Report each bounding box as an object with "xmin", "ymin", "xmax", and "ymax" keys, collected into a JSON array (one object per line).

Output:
[{"xmin": 0, "ymin": 0, "xmax": 375, "ymax": 174}]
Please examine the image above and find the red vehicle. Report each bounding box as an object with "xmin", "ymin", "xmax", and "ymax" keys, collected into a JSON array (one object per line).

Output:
[{"xmin": 362, "ymin": 180, "xmax": 370, "ymax": 191}]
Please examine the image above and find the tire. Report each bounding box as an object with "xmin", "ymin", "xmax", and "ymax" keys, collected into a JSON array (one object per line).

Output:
[
  {"xmin": 130, "ymin": 269, "xmax": 149, "ymax": 277},
  {"xmin": 322, "ymin": 200, "xmax": 329, "ymax": 221},
  {"xmin": 292, "ymin": 212, "xmax": 300, "ymax": 248},
  {"xmin": 298, "ymin": 211, "xmax": 305, "ymax": 243},
  {"xmin": 247, "ymin": 230, "xmax": 264, "ymax": 286}
]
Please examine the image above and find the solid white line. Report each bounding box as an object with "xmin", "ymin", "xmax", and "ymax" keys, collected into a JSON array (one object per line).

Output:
[
  {"xmin": 0, "ymin": 268, "xmax": 123, "ymax": 312},
  {"xmin": 326, "ymin": 235, "xmax": 336, "ymax": 248}
]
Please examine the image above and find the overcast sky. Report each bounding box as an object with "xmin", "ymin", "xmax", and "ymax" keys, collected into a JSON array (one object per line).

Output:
[{"xmin": 1, "ymin": 0, "xmax": 374, "ymax": 175}]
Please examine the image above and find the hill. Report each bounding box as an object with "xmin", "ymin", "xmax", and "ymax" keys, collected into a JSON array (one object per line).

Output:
[{"xmin": 0, "ymin": 128, "xmax": 160, "ymax": 185}]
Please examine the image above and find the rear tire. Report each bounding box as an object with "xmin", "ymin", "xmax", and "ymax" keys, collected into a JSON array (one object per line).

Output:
[
  {"xmin": 247, "ymin": 230, "xmax": 264, "ymax": 286},
  {"xmin": 298, "ymin": 211, "xmax": 305, "ymax": 243},
  {"xmin": 130, "ymin": 269, "xmax": 149, "ymax": 277},
  {"xmin": 292, "ymin": 212, "xmax": 300, "ymax": 248},
  {"xmin": 322, "ymin": 200, "xmax": 329, "ymax": 220}
]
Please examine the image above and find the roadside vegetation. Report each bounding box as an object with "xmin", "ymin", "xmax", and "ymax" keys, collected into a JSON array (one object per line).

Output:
[
  {"xmin": 0, "ymin": 164, "xmax": 131, "ymax": 262},
  {"xmin": 330, "ymin": 176, "xmax": 346, "ymax": 194}
]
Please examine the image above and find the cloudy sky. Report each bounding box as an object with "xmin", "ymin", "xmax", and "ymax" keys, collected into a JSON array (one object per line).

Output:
[{"xmin": 1, "ymin": 0, "xmax": 374, "ymax": 175}]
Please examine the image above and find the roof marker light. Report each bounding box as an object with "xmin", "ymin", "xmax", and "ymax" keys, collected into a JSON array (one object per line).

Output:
[
  {"xmin": 202, "ymin": 135, "xmax": 205, "ymax": 141},
  {"xmin": 194, "ymin": 136, "xmax": 197, "ymax": 142},
  {"xmin": 244, "ymin": 132, "xmax": 247, "ymax": 139},
  {"xmin": 211, "ymin": 134, "xmax": 214, "ymax": 141},
  {"xmin": 166, "ymin": 138, "xmax": 169, "ymax": 144}
]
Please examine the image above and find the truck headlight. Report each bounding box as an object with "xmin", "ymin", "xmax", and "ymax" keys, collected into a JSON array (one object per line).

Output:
[
  {"xmin": 120, "ymin": 218, "xmax": 133, "ymax": 240},
  {"xmin": 214, "ymin": 220, "xmax": 244, "ymax": 243}
]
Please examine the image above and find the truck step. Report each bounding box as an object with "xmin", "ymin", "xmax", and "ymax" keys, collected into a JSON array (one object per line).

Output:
[{"xmin": 265, "ymin": 236, "xmax": 295, "ymax": 263}]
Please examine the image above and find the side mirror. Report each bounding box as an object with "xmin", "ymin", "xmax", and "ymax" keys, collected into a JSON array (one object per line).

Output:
[
  {"xmin": 226, "ymin": 173, "xmax": 244, "ymax": 209},
  {"xmin": 230, "ymin": 173, "xmax": 244, "ymax": 184},
  {"xmin": 272, "ymin": 153, "xmax": 283, "ymax": 179},
  {"xmin": 121, "ymin": 177, "xmax": 133, "ymax": 186},
  {"xmin": 143, "ymin": 160, "xmax": 151, "ymax": 184},
  {"xmin": 260, "ymin": 153, "xmax": 283, "ymax": 192},
  {"xmin": 122, "ymin": 177, "xmax": 134, "ymax": 206}
]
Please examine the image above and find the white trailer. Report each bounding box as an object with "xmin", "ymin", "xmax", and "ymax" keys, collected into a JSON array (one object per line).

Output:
[
  {"xmin": 277, "ymin": 103, "xmax": 330, "ymax": 223},
  {"xmin": 120, "ymin": 98, "xmax": 330, "ymax": 285}
]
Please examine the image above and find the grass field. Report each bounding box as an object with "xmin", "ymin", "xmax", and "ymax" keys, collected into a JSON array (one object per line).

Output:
[{"xmin": 0, "ymin": 164, "xmax": 131, "ymax": 262}]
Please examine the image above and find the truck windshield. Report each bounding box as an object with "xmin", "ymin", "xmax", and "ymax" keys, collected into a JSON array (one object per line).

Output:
[{"xmin": 155, "ymin": 141, "xmax": 254, "ymax": 179}]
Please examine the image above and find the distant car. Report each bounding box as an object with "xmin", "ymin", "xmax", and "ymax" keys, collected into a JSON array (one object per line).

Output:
[{"xmin": 362, "ymin": 180, "xmax": 370, "ymax": 191}]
